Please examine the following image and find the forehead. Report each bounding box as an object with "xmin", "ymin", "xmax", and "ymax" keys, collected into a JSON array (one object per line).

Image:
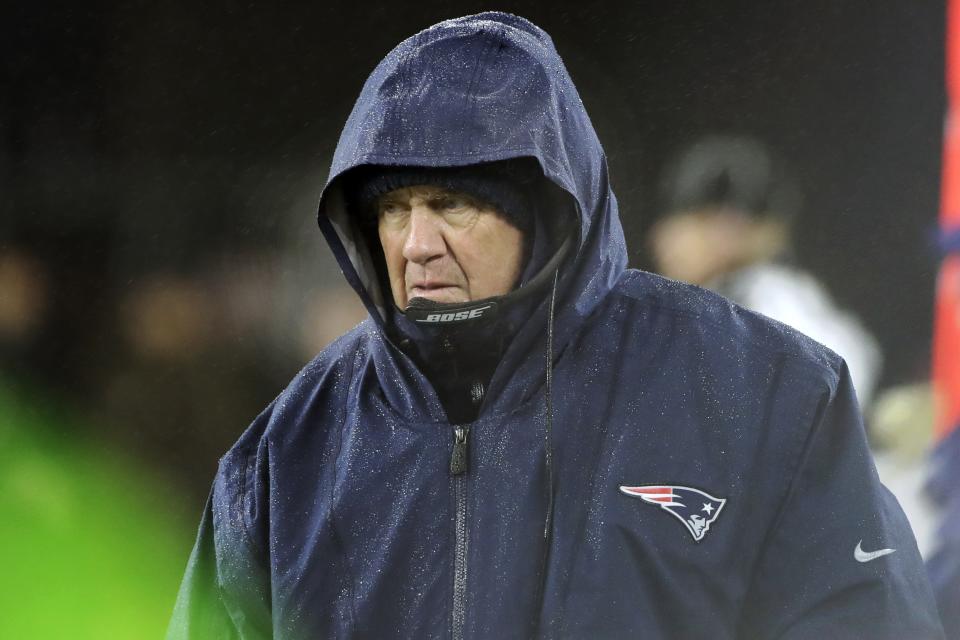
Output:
[{"xmin": 378, "ymin": 185, "xmax": 467, "ymax": 202}]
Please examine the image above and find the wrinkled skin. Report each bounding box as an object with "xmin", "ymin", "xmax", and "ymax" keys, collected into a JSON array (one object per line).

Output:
[{"xmin": 376, "ymin": 185, "xmax": 524, "ymax": 308}]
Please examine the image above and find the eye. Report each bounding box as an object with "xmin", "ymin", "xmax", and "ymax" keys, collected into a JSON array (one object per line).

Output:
[
  {"xmin": 378, "ymin": 200, "xmax": 405, "ymax": 217},
  {"xmin": 437, "ymin": 195, "xmax": 470, "ymax": 212}
]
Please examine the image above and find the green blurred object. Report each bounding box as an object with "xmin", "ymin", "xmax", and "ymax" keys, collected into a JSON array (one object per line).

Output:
[
  {"xmin": 0, "ymin": 380, "xmax": 194, "ymax": 639},
  {"xmin": 870, "ymin": 382, "xmax": 937, "ymax": 463}
]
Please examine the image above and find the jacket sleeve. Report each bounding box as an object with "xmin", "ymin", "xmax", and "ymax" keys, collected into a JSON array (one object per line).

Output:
[
  {"xmin": 166, "ymin": 443, "xmax": 273, "ymax": 640},
  {"xmin": 738, "ymin": 363, "xmax": 945, "ymax": 639}
]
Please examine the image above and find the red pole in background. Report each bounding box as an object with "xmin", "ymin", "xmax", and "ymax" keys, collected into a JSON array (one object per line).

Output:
[{"xmin": 933, "ymin": 0, "xmax": 960, "ymax": 439}]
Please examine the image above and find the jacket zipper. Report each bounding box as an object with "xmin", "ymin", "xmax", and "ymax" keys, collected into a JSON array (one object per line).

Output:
[{"xmin": 450, "ymin": 425, "xmax": 470, "ymax": 640}]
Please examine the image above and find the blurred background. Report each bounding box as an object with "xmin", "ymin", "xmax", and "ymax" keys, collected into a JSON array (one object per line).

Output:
[{"xmin": 2, "ymin": 1, "xmax": 953, "ymax": 637}]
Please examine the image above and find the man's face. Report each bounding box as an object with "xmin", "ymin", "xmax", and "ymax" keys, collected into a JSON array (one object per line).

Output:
[
  {"xmin": 376, "ymin": 185, "xmax": 525, "ymax": 309},
  {"xmin": 648, "ymin": 208, "xmax": 754, "ymax": 286}
]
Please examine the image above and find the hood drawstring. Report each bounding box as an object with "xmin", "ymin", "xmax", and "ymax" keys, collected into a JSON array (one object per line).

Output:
[{"xmin": 533, "ymin": 268, "xmax": 559, "ymax": 639}]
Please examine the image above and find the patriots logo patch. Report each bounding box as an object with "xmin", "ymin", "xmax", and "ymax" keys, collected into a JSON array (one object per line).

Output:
[{"xmin": 619, "ymin": 485, "xmax": 727, "ymax": 542}]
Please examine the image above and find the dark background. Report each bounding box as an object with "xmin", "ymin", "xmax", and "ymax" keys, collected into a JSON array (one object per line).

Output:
[{"xmin": 2, "ymin": 1, "xmax": 946, "ymax": 507}]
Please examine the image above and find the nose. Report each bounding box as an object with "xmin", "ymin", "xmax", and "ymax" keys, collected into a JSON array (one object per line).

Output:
[{"xmin": 402, "ymin": 207, "xmax": 446, "ymax": 265}]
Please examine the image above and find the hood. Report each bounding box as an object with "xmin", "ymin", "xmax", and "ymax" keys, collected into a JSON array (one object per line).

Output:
[{"xmin": 317, "ymin": 12, "xmax": 628, "ymax": 416}]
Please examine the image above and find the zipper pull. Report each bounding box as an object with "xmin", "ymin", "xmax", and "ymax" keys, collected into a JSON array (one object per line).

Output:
[{"xmin": 450, "ymin": 425, "xmax": 470, "ymax": 475}]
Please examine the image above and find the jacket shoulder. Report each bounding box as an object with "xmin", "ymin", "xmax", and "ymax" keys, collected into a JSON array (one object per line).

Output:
[
  {"xmin": 207, "ymin": 320, "xmax": 376, "ymax": 554},
  {"xmin": 222, "ymin": 318, "xmax": 375, "ymax": 457},
  {"xmin": 211, "ymin": 319, "xmax": 374, "ymax": 520},
  {"xmin": 612, "ymin": 269, "xmax": 843, "ymax": 391}
]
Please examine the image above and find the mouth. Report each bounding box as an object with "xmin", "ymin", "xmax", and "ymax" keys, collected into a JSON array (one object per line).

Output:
[
  {"xmin": 410, "ymin": 283, "xmax": 456, "ymax": 293},
  {"xmin": 408, "ymin": 282, "xmax": 462, "ymax": 301}
]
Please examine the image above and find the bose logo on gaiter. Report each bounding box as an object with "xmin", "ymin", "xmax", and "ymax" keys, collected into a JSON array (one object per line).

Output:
[{"xmin": 418, "ymin": 306, "xmax": 490, "ymax": 323}]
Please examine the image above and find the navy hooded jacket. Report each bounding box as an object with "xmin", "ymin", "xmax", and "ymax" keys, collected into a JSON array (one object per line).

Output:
[{"xmin": 167, "ymin": 13, "xmax": 945, "ymax": 639}]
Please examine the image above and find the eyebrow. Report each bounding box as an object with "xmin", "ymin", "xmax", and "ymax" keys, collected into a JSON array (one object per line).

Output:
[
  {"xmin": 428, "ymin": 191, "xmax": 477, "ymax": 205},
  {"xmin": 377, "ymin": 188, "xmax": 478, "ymax": 207}
]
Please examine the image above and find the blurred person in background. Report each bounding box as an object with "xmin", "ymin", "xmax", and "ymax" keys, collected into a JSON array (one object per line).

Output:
[
  {"xmin": 650, "ymin": 135, "xmax": 882, "ymax": 409},
  {"xmin": 0, "ymin": 248, "xmax": 49, "ymax": 350},
  {"xmin": 168, "ymin": 14, "xmax": 943, "ymax": 639}
]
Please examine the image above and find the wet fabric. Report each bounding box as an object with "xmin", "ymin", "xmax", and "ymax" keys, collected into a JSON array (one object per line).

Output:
[
  {"xmin": 927, "ymin": 427, "xmax": 960, "ymax": 638},
  {"xmin": 167, "ymin": 12, "xmax": 945, "ymax": 639},
  {"xmin": 711, "ymin": 261, "xmax": 883, "ymax": 407}
]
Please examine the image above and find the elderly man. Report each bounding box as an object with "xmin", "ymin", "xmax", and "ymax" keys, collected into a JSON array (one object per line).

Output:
[{"xmin": 168, "ymin": 13, "xmax": 944, "ymax": 639}]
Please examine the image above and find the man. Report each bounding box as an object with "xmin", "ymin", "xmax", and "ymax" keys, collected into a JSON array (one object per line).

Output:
[{"xmin": 168, "ymin": 13, "xmax": 945, "ymax": 639}]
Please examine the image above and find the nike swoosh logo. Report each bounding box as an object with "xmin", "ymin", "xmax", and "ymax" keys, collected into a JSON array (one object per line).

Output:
[{"xmin": 854, "ymin": 540, "xmax": 895, "ymax": 563}]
